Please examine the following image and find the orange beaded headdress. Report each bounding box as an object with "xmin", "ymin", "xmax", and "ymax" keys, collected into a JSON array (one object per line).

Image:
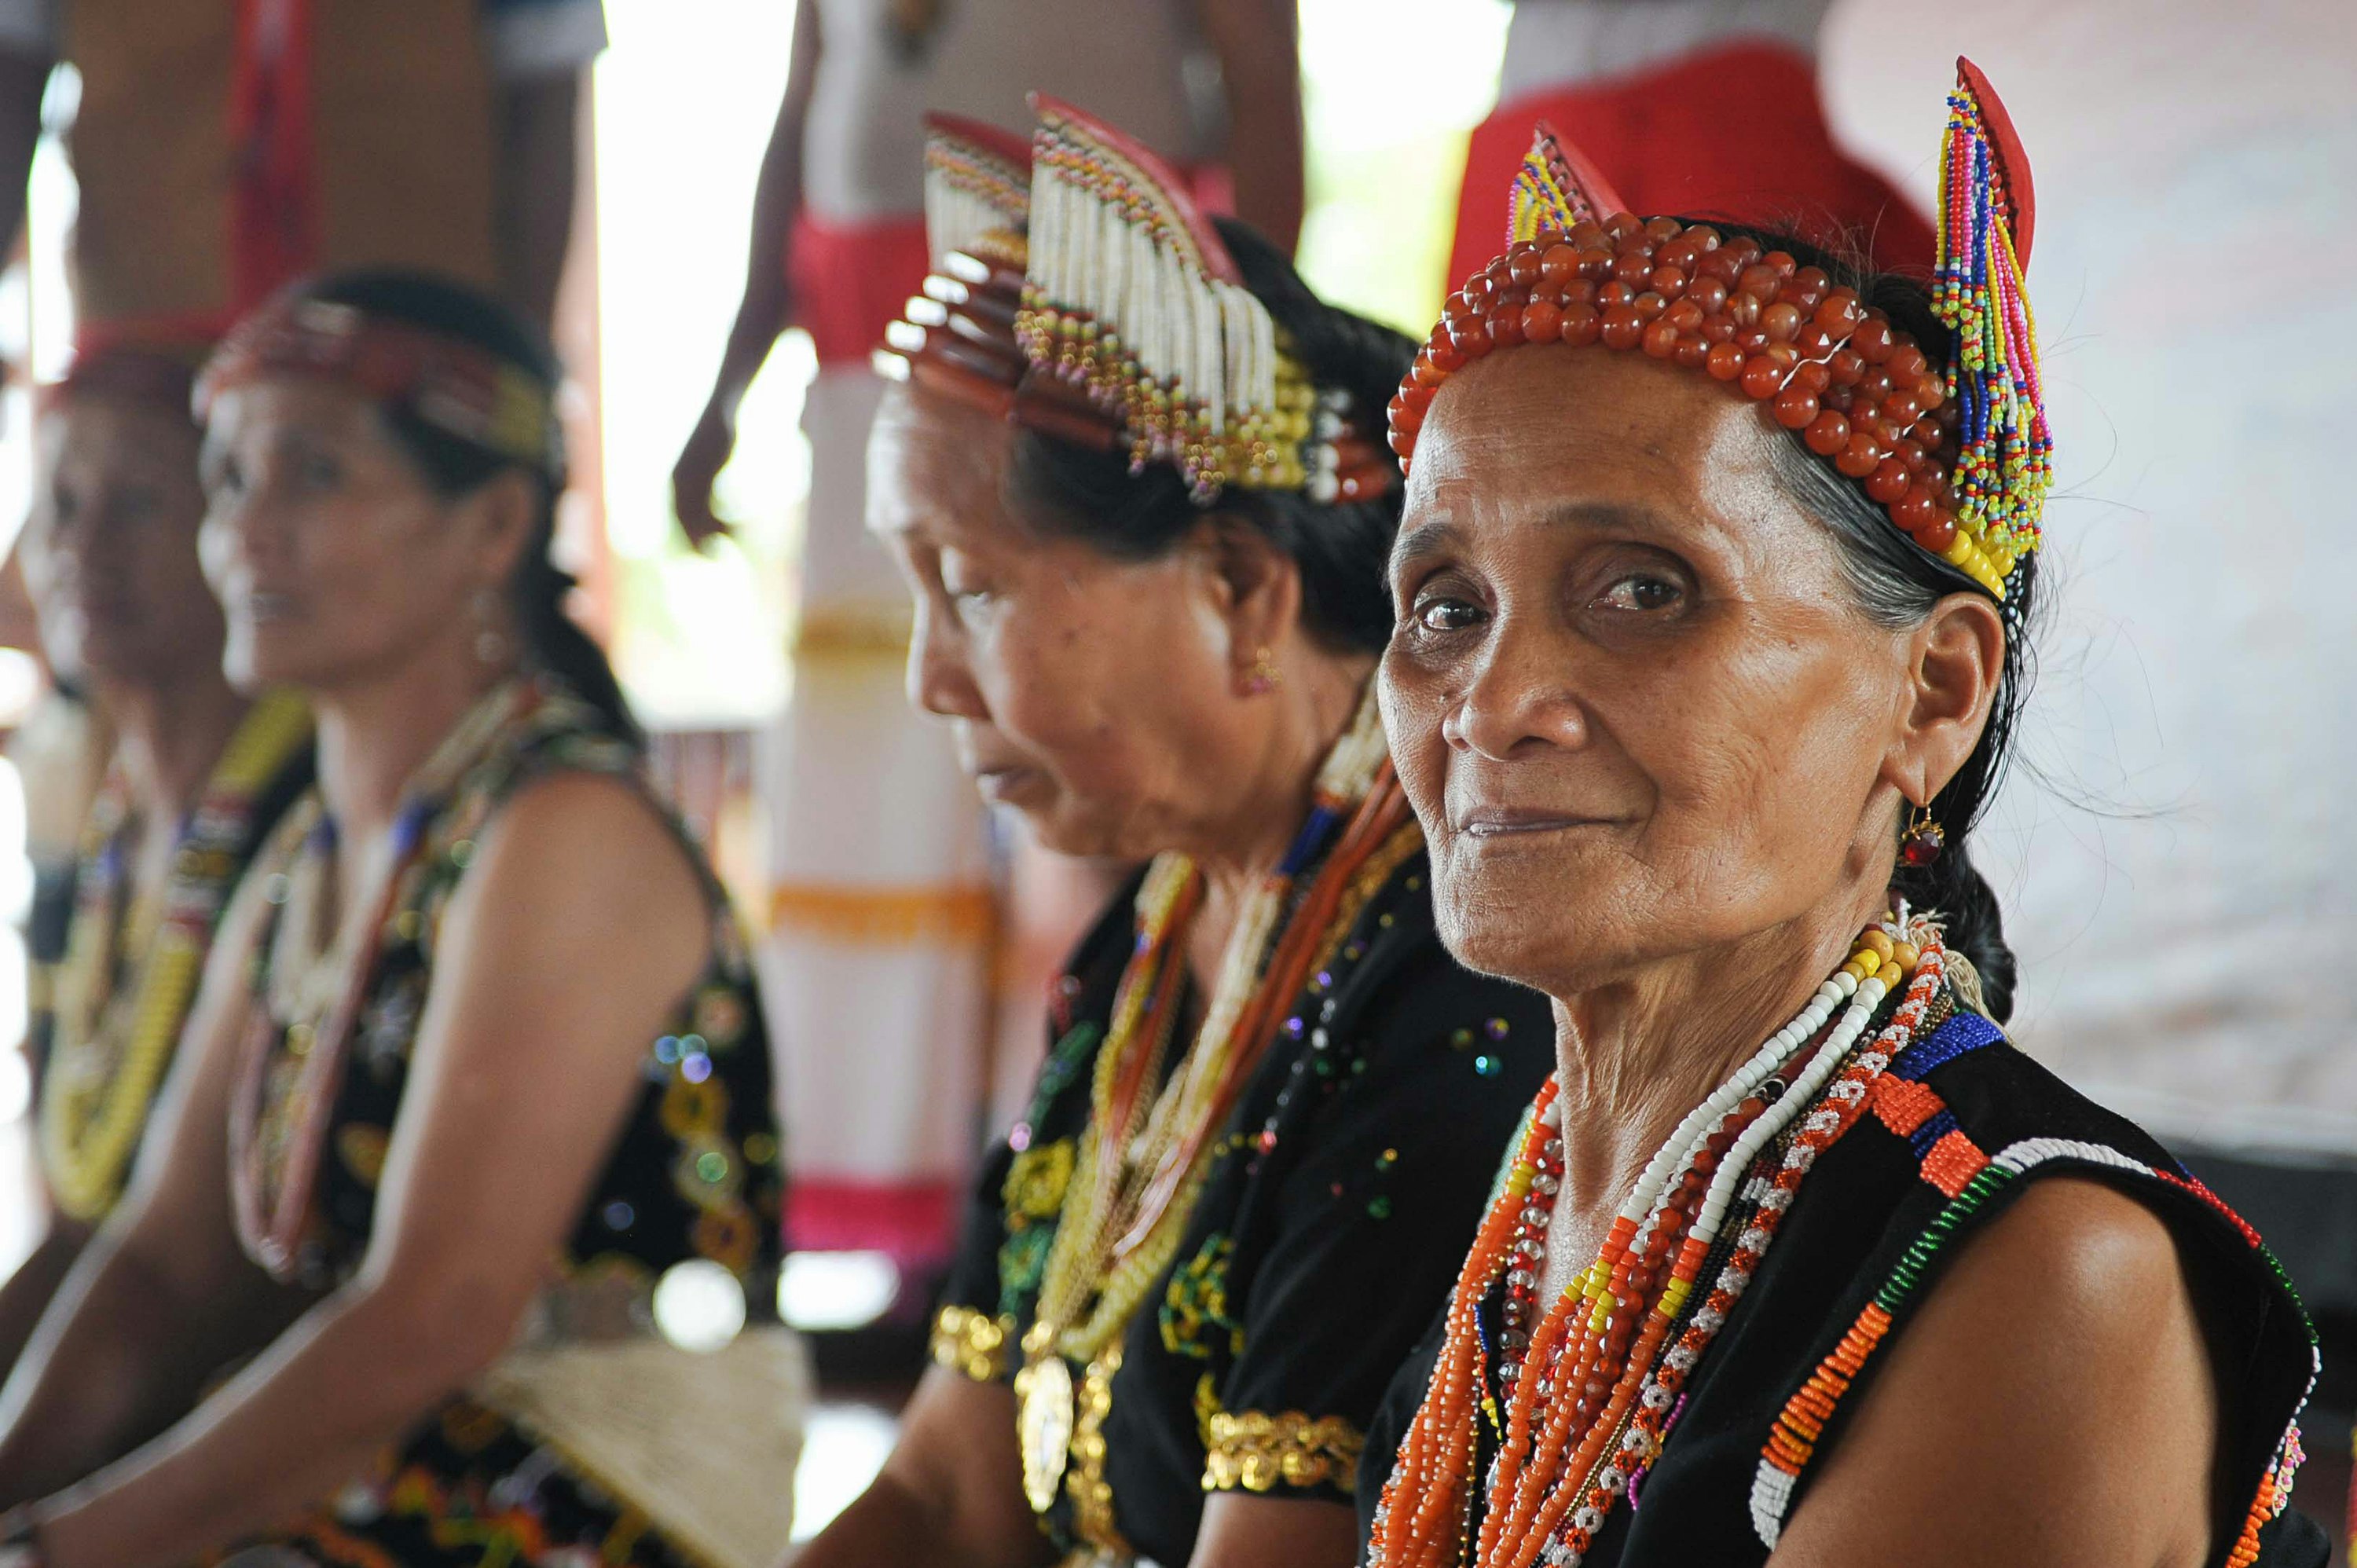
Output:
[{"xmin": 1389, "ymin": 58, "xmax": 2049, "ymax": 601}]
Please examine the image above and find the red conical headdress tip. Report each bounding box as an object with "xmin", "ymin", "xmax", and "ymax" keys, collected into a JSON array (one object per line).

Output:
[
  {"xmin": 1508, "ymin": 119, "xmax": 1633, "ymax": 245},
  {"xmin": 1028, "ymin": 92, "xmax": 1243, "ymax": 285},
  {"xmin": 1954, "ymin": 57, "xmax": 2036, "ymax": 269}
]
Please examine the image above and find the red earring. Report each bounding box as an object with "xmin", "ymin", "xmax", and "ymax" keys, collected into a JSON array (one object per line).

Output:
[{"xmin": 1899, "ymin": 803, "xmax": 1945, "ymax": 868}]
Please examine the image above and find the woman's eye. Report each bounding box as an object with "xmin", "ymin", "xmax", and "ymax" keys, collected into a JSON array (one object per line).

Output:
[
  {"xmin": 1596, "ymin": 573, "xmax": 1684, "ymax": 614},
  {"xmin": 299, "ymin": 455, "xmax": 341, "ymax": 489},
  {"xmin": 1412, "ymin": 594, "xmax": 1485, "ymax": 634}
]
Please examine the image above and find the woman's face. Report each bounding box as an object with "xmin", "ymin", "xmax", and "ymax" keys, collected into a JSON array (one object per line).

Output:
[
  {"xmin": 198, "ymin": 376, "xmax": 519, "ymax": 694},
  {"xmin": 1380, "ymin": 347, "xmax": 1934, "ymax": 997},
  {"xmin": 20, "ymin": 394, "xmax": 218, "ymax": 690},
  {"xmin": 868, "ymin": 385, "xmax": 1293, "ymax": 861}
]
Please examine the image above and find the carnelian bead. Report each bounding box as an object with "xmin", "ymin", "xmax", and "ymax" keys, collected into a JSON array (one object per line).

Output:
[
  {"xmin": 1560, "ymin": 277, "xmax": 1600, "ymax": 306},
  {"xmin": 1913, "ymin": 513, "xmax": 1957, "ymax": 551},
  {"xmin": 1816, "ymin": 288, "xmax": 1864, "ymax": 330},
  {"xmin": 1399, "ymin": 381, "xmax": 1435, "ymax": 413},
  {"xmin": 1643, "ymin": 318, "xmax": 1680, "ymax": 357},
  {"xmin": 1739, "ymin": 355, "xmax": 1784, "ymax": 400},
  {"xmin": 1530, "ymin": 278, "xmax": 1567, "ymax": 305},
  {"xmin": 1673, "ymin": 335, "xmax": 1713, "ymax": 368},
  {"xmin": 1695, "ymin": 248, "xmax": 1744, "ymax": 286},
  {"xmin": 1649, "ymin": 265, "xmax": 1688, "ymax": 300},
  {"xmin": 1541, "ymin": 244, "xmax": 1579, "ymax": 285},
  {"xmin": 1522, "ymin": 298, "xmax": 1565, "ymax": 343},
  {"xmin": 1634, "ymin": 291, "xmax": 1669, "ymax": 321},
  {"xmin": 1773, "ymin": 386, "xmax": 1820, "ymax": 429},
  {"xmin": 1824, "ymin": 385, "xmax": 1854, "ymax": 412},
  {"xmin": 1853, "ymin": 317, "xmax": 1896, "ymax": 364},
  {"xmin": 1865, "ymin": 456, "xmax": 1912, "ymax": 502},
  {"xmin": 1735, "ymin": 326, "xmax": 1769, "ymax": 354},
  {"xmin": 1804, "ymin": 410, "xmax": 1851, "ymax": 456},
  {"xmin": 1796, "ymin": 323, "xmax": 1836, "ymax": 357},
  {"xmin": 1561, "ymin": 302, "xmax": 1603, "ymax": 345},
  {"xmin": 1612, "ymin": 250, "xmax": 1655, "ymax": 285},
  {"xmin": 1727, "ymin": 291, "xmax": 1762, "ymax": 328},
  {"xmin": 1568, "ymin": 219, "xmax": 1609, "ymax": 251},
  {"xmin": 1687, "ymin": 224, "xmax": 1722, "ymax": 251},
  {"xmin": 1859, "ymin": 368, "xmax": 1895, "ymax": 403},
  {"xmin": 1645, "ymin": 215, "xmax": 1684, "ymax": 242},
  {"xmin": 1387, "ymin": 424, "xmax": 1415, "ymax": 456},
  {"xmin": 1738, "ymin": 263, "xmax": 1782, "ymax": 298},
  {"xmin": 1783, "ymin": 266, "xmax": 1830, "ymax": 311},
  {"xmin": 1411, "ymin": 354, "xmax": 1446, "ymax": 387},
  {"xmin": 1890, "ymin": 343, "xmax": 1928, "ymax": 383},
  {"xmin": 1836, "ymin": 432, "xmax": 1884, "ymax": 478},
  {"xmin": 1706, "ymin": 340, "xmax": 1745, "ymax": 380},
  {"xmin": 1605, "ymin": 212, "xmax": 1644, "ymax": 242},
  {"xmin": 1828, "ymin": 348, "xmax": 1864, "ymax": 386},
  {"xmin": 1387, "ymin": 397, "xmax": 1424, "ymax": 437},
  {"xmin": 1429, "ymin": 340, "xmax": 1466, "ymax": 374},
  {"xmin": 1600, "ymin": 304, "xmax": 1645, "ymax": 350},
  {"xmin": 1723, "ymin": 234, "xmax": 1763, "ymax": 266},
  {"xmin": 1701, "ymin": 313, "xmax": 1736, "ymax": 343},
  {"xmin": 1666, "ymin": 298, "xmax": 1707, "ymax": 332},
  {"xmin": 1687, "ymin": 276, "xmax": 1729, "ymax": 315},
  {"xmin": 1909, "ymin": 418, "xmax": 1945, "ymax": 449},
  {"xmin": 1574, "ymin": 247, "xmax": 1615, "ymax": 280},
  {"xmin": 1765, "ymin": 342, "xmax": 1799, "ymax": 370},
  {"xmin": 1914, "ymin": 376, "xmax": 1945, "ymax": 410},
  {"xmin": 1462, "ymin": 274, "xmax": 1497, "ymax": 307},
  {"xmin": 1883, "ymin": 390, "xmax": 1922, "ymax": 427},
  {"xmin": 1487, "ymin": 305, "xmax": 1527, "ymax": 346},
  {"xmin": 1871, "ymin": 415, "xmax": 1908, "ymax": 449},
  {"xmin": 1598, "ymin": 280, "xmax": 1637, "ymax": 308},
  {"xmin": 1508, "ymin": 247, "xmax": 1546, "ymax": 287},
  {"xmin": 1762, "ymin": 302, "xmax": 1802, "ymax": 343},
  {"xmin": 1449, "ymin": 318, "xmax": 1493, "ymax": 357},
  {"xmin": 1794, "ymin": 360, "xmax": 1832, "ymax": 394},
  {"xmin": 1763, "ymin": 249, "xmax": 1798, "ymax": 277},
  {"xmin": 1891, "ymin": 482, "xmax": 1941, "ymax": 533}
]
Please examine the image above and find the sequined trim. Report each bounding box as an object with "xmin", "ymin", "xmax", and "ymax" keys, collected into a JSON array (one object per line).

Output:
[
  {"xmin": 930, "ymin": 1304, "xmax": 1015, "ymax": 1383},
  {"xmin": 1069, "ymin": 1350, "xmax": 1129, "ymax": 1552},
  {"xmin": 1202, "ymin": 1409, "xmax": 1365, "ymax": 1493}
]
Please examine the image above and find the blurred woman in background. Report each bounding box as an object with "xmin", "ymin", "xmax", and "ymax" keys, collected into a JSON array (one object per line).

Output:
[
  {"xmin": 0, "ymin": 346, "xmax": 313, "ymax": 1381},
  {"xmin": 0, "ymin": 273, "xmax": 795, "ymax": 1568},
  {"xmin": 797, "ymin": 107, "xmax": 1553, "ymax": 1568}
]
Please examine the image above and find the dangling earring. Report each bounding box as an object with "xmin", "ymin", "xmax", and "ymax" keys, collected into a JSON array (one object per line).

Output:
[
  {"xmin": 1898, "ymin": 801, "xmax": 1945, "ymax": 868},
  {"xmin": 472, "ymin": 588, "xmax": 511, "ymax": 669},
  {"xmin": 1242, "ymin": 645, "xmax": 1282, "ymax": 696}
]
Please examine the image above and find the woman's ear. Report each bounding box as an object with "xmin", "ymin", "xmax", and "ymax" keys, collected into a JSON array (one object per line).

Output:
[
  {"xmin": 1887, "ymin": 591, "xmax": 2006, "ymax": 806},
  {"xmin": 1191, "ymin": 515, "xmax": 1301, "ymax": 665},
  {"xmin": 457, "ymin": 468, "xmax": 544, "ymax": 589}
]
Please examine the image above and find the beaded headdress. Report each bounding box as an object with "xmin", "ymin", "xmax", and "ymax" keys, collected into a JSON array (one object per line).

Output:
[
  {"xmin": 196, "ymin": 296, "xmax": 563, "ymax": 476},
  {"xmin": 878, "ymin": 104, "xmax": 1393, "ymax": 507},
  {"xmin": 1390, "ymin": 58, "xmax": 2048, "ymax": 601}
]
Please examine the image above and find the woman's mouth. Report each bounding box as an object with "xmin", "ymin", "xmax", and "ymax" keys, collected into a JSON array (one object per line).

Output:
[{"xmin": 1453, "ymin": 806, "xmax": 1617, "ymax": 838}]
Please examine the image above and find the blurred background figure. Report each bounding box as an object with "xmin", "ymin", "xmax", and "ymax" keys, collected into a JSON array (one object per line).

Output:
[
  {"xmin": 0, "ymin": 346, "xmax": 311, "ymax": 1390},
  {"xmin": 0, "ymin": 273, "xmax": 797, "ymax": 1568},
  {"xmin": 671, "ymin": 0, "xmax": 1305, "ymax": 1306},
  {"xmin": 1447, "ymin": 0, "xmax": 1931, "ymax": 295},
  {"xmin": 0, "ymin": 0, "xmax": 604, "ymax": 339}
]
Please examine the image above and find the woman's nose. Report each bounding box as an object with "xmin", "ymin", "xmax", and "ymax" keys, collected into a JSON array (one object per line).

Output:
[
  {"xmin": 906, "ymin": 599, "xmax": 987, "ymax": 722},
  {"xmin": 1441, "ymin": 615, "xmax": 1589, "ymax": 761}
]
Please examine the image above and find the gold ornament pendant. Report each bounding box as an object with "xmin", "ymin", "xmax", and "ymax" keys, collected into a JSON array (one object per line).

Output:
[{"xmin": 1015, "ymin": 1343, "xmax": 1076, "ymax": 1515}]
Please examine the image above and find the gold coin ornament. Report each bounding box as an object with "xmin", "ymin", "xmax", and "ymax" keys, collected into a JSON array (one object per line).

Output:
[{"xmin": 1016, "ymin": 1346, "xmax": 1077, "ymax": 1515}]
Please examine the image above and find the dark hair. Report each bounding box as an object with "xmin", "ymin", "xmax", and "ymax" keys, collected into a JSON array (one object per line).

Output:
[
  {"xmin": 290, "ymin": 269, "xmax": 639, "ymax": 744},
  {"xmin": 1702, "ymin": 224, "xmax": 2033, "ymax": 1020},
  {"xmin": 1004, "ymin": 218, "xmax": 1417, "ymax": 656}
]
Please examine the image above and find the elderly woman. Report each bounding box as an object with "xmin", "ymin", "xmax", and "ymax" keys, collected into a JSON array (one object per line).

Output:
[
  {"xmin": 0, "ymin": 274, "xmax": 792, "ymax": 1568},
  {"xmin": 0, "ymin": 347, "xmax": 313, "ymax": 1379},
  {"xmin": 797, "ymin": 108, "xmax": 1552, "ymax": 1568},
  {"xmin": 1362, "ymin": 66, "xmax": 2322, "ymax": 1568}
]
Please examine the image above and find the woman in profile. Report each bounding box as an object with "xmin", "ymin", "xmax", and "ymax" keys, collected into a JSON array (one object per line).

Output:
[
  {"xmin": 1362, "ymin": 64, "xmax": 2322, "ymax": 1568},
  {"xmin": 0, "ymin": 346, "xmax": 311, "ymax": 1379},
  {"xmin": 794, "ymin": 106, "xmax": 1555, "ymax": 1568},
  {"xmin": 0, "ymin": 274, "xmax": 794, "ymax": 1568}
]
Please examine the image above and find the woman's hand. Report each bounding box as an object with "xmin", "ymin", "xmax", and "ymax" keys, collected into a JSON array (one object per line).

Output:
[{"xmin": 1769, "ymin": 1178, "xmax": 2221, "ymax": 1568}]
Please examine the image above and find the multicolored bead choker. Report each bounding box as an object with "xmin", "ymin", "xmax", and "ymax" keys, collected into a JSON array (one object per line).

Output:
[
  {"xmin": 876, "ymin": 105, "xmax": 1395, "ymax": 507},
  {"xmin": 196, "ymin": 297, "xmax": 562, "ymax": 474},
  {"xmin": 1388, "ymin": 58, "xmax": 2048, "ymax": 602}
]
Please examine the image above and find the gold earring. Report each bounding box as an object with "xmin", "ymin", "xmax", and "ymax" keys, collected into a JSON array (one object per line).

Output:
[
  {"xmin": 1244, "ymin": 645, "xmax": 1281, "ymax": 695},
  {"xmin": 1898, "ymin": 801, "xmax": 1945, "ymax": 868}
]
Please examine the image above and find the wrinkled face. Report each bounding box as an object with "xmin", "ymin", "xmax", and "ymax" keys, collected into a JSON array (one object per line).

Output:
[
  {"xmin": 199, "ymin": 377, "xmax": 510, "ymax": 694},
  {"xmin": 867, "ymin": 385, "xmax": 1279, "ymax": 859},
  {"xmin": 20, "ymin": 394, "xmax": 218, "ymax": 689},
  {"xmin": 1380, "ymin": 347, "xmax": 1917, "ymax": 996}
]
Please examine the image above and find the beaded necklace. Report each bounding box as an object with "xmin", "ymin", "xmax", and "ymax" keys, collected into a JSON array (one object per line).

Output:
[
  {"xmin": 1012, "ymin": 688, "xmax": 1404, "ymax": 1518},
  {"xmin": 229, "ymin": 679, "xmax": 526, "ymax": 1280},
  {"xmin": 1372, "ymin": 918, "xmax": 1951, "ymax": 1568},
  {"xmin": 37, "ymin": 691, "xmax": 312, "ymax": 1222}
]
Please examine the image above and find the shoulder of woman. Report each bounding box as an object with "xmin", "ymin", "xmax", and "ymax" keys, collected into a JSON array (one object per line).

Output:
[{"xmin": 460, "ymin": 767, "xmax": 709, "ymax": 932}]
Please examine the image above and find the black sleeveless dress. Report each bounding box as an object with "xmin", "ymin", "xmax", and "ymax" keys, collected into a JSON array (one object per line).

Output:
[
  {"xmin": 1361, "ymin": 1002, "xmax": 2326, "ymax": 1568},
  {"xmin": 936, "ymin": 843, "xmax": 1556, "ymax": 1566}
]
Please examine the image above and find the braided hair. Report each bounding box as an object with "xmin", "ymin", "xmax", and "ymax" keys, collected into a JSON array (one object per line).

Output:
[
  {"xmin": 290, "ymin": 270, "xmax": 640, "ymax": 745},
  {"xmin": 1005, "ymin": 218, "xmax": 1418, "ymax": 658}
]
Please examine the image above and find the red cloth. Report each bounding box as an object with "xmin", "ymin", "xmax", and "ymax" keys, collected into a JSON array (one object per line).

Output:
[
  {"xmin": 1448, "ymin": 38, "xmax": 1934, "ymax": 296},
  {"xmin": 786, "ymin": 1176, "xmax": 961, "ymax": 1266}
]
